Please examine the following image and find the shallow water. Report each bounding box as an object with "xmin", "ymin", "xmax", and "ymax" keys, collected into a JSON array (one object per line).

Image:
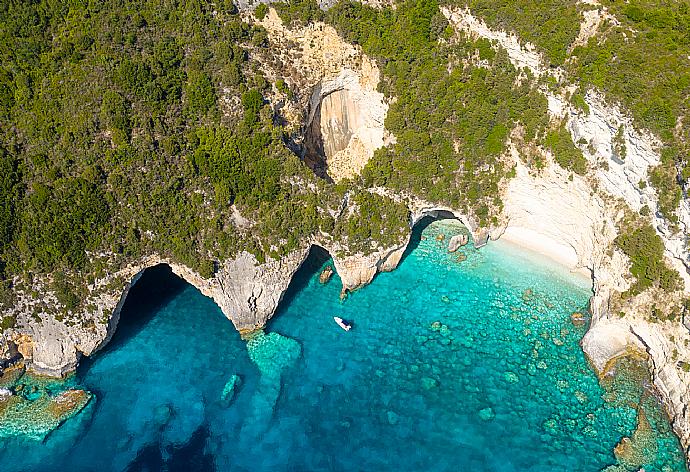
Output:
[{"xmin": 0, "ymin": 220, "xmax": 686, "ymax": 471}]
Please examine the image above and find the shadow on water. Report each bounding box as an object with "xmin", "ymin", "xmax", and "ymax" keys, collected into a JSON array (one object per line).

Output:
[
  {"xmin": 125, "ymin": 425, "xmax": 215, "ymax": 472},
  {"xmin": 273, "ymin": 245, "xmax": 331, "ymax": 319},
  {"xmin": 399, "ymin": 211, "xmax": 459, "ymax": 266},
  {"xmin": 79, "ymin": 264, "xmax": 188, "ymax": 375}
]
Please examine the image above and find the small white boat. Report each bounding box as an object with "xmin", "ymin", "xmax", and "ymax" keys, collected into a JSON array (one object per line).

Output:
[{"xmin": 334, "ymin": 316, "xmax": 352, "ymax": 331}]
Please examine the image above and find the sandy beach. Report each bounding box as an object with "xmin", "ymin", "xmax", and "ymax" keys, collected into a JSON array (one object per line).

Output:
[{"xmin": 496, "ymin": 226, "xmax": 592, "ymax": 282}]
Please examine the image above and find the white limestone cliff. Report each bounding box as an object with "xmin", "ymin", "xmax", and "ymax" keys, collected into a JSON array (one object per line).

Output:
[
  {"xmin": 323, "ymin": 240, "xmax": 409, "ymax": 294},
  {"xmin": 256, "ymin": 9, "xmax": 392, "ymax": 181},
  {"xmin": 443, "ymin": 6, "xmax": 690, "ymax": 454},
  {"xmin": 3, "ymin": 248, "xmax": 311, "ymax": 376}
]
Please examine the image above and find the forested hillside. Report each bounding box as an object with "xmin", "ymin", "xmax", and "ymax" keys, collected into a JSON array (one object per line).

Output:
[
  {"xmin": 0, "ymin": 0, "xmax": 409, "ymax": 314},
  {"xmin": 0, "ymin": 0, "xmax": 687, "ymax": 316}
]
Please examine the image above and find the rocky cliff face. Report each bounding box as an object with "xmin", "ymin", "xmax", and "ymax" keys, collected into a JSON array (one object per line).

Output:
[
  {"xmin": 444, "ymin": 6, "xmax": 690, "ymax": 454},
  {"xmin": 2, "ymin": 248, "xmax": 312, "ymax": 376},
  {"xmin": 2, "ymin": 3, "xmax": 690, "ymax": 457},
  {"xmin": 322, "ymin": 240, "xmax": 409, "ymax": 294},
  {"xmin": 256, "ymin": 9, "xmax": 392, "ymax": 181}
]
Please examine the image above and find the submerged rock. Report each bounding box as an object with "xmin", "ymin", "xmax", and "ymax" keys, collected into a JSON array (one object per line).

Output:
[
  {"xmin": 613, "ymin": 408, "xmax": 656, "ymax": 469},
  {"xmin": 504, "ymin": 372, "xmax": 519, "ymax": 384},
  {"xmin": 0, "ymin": 388, "xmax": 92, "ymax": 440},
  {"xmin": 478, "ymin": 407, "xmax": 495, "ymax": 421},
  {"xmin": 447, "ymin": 234, "xmax": 469, "ymax": 252},
  {"xmin": 387, "ymin": 410, "xmax": 399, "ymax": 425},
  {"xmin": 456, "ymin": 253, "xmax": 467, "ymax": 262},
  {"xmin": 246, "ymin": 331, "xmax": 301, "ymax": 378},
  {"xmin": 522, "ymin": 289, "xmax": 534, "ymax": 303},
  {"xmin": 421, "ymin": 377, "xmax": 438, "ymax": 390},
  {"xmin": 221, "ymin": 374, "xmax": 242, "ymax": 403}
]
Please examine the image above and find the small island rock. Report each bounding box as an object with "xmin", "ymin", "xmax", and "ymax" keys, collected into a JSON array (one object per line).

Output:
[
  {"xmin": 448, "ymin": 234, "xmax": 469, "ymax": 252},
  {"xmin": 319, "ymin": 266, "xmax": 334, "ymax": 284},
  {"xmin": 570, "ymin": 311, "xmax": 587, "ymax": 327}
]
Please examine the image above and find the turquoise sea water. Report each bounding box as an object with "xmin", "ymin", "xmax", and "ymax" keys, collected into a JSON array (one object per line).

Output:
[{"xmin": 0, "ymin": 219, "xmax": 686, "ymax": 471}]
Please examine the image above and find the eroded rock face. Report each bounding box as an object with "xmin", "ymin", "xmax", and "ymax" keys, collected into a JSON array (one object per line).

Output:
[
  {"xmin": 323, "ymin": 240, "xmax": 409, "ymax": 294},
  {"xmin": 443, "ymin": 8, "xmax": 690, "ymax": 455},
  {"xmin": 305, "ymin": 70, "xmax": 389, "ymax": 181},
  {"xmin": 1, "ymin": 248, "xmax": 312, "ymax": 377},
  {"xmin": 257, "ymin": 9, "xmax": 391, "ymax": 182}
]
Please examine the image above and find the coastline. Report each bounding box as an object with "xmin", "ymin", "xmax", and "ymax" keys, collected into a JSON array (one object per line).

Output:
[{"xmin": 494, "ymin": 226, "xmax": 592, "ymax": 283}]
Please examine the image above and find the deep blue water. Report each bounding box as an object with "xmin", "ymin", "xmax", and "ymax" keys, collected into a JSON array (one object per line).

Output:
[{"xmin": 0, "ymin": 219, "xmax": 686, "ymax": 471}]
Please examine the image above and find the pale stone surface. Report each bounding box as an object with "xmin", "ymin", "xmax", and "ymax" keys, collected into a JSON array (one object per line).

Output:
[
  {"xmin": 447, "ymin": 234, "xmax": 468, "ymax": 253},
  {"xmin": 2, "ymin": 248, "xmax": 311, "ymax": 376},
  {"xmin": 437, "ymin": 9, "xmax": 690, "ymax": 455},
  {"xmin": 325, "ymin": 241, "xmax": 409, "ymax": 293},
  {"xmin": 2, "ymin": 5, "xmax": 690, "ymax": 459},
  {"xmin": 258, "ymin": 9, "xmax": 392, "ymax": 182}
]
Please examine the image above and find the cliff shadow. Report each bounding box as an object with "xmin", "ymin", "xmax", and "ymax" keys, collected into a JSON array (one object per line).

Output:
[
  {"xmin": 399, "ymin": 210, "xmax": 460, "ymax": 266},
  {"xmin": 79, "ymin": 264, "xmax": 187, "ymax": 373},
  {"xmin": 273, "ymin": 245, "xmax": 332, "ymax": 319},
  {"xmin": 302, "ymin": 102, "xmax": 333, "ymax": 182}
]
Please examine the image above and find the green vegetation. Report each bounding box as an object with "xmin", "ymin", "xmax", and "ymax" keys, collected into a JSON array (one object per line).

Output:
[
  {"xmin": 255, "ymin": 3, "xmax": 270, "ymax": 20},
  {"xmin": 327, "ymin": 0, "xmax": 551, "ymax": 225},
  {"xmin": 615, "ymin": 222, "xmax": 682, "ymax": 297},
  {"xmin": 0, "ymin": 315, "xmax": 16, "ymax": 330},
  {"xmin": 571, "ymin": 1, "xmax": 690, "ymax": 218},
  {"xmin": 462, "ymin": 0, "xmax": 581, "ymax": 66},
  {"xmin": 0, "ymin": 0, "xmax": 687, "ymax": 319},
  {"xmin": 612, "ymin": 125, "xmax": 626, "ymax": 161},
  {"xmin": 0, "ymin": 0, "xmax": 360, "ymax": 315},
  {"xmin": 332, "ymin": 191, "xmax": 410, "ymax": 253},
  {"xmin": 570, "ymin": 93, "xmax": 590, "ymax": 115},
  {"xmin": 275, "ymin": 0, "xmax": 324, "ymax": 26},
  {"xmin": 432, "ymin": 0, "xmax": 688, "ymax": 221},
  {"xmin": 543, "ymin": 123, "xmax": 587, "ymax": 175}
]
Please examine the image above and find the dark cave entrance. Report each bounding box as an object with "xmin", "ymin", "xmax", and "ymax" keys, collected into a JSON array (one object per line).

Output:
[
  {"xmin": 302, "ymin": 101, "xmax": 333, "ymax": 182},
  {"xmin": 80, "ymin": 264, "xmax": 189, "ymax": 373},
  {"xmin": 399, "ymin": 210, "xmax": 464, "ymax": 265},
  {"xmin": 272, "ymin": 245, "xmax": 332, "ymax": 322}
]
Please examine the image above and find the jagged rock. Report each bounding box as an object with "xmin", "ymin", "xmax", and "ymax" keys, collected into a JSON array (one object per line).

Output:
[
  {"xmin": 319, "ymin": 266, "xmax": 334, "ymax": 284},
  {"xmin": 522, "ymin": 289, "xmax": 534, "ymax": 303},
  {"xmin": 0, "ymin": 388, "xmax": 92, "ymax": 440},
  {"xmin": 448, "ymin": 234, "xmax": 469, "ymax": 252},
  {"xmin": 326, "ymin": 240, "xmax": 409, "ymax": 294},
  {"xmin": 570, "ymin": 312, "xmax": 587, "ymax": 327},
  {"xmin": 8, "ymin": 247, "xmax": 311, "ymax": 377},
  {"xmin": 221, "ymin": 374, "xmax": 242, "ymax": 403},
  {"xmin": 504, "ymin": 372, "xmax": 519, "ymax": 384},
  {"xmin": 258, "ymin": 9, "xmax": 393, "ymax": 182}
]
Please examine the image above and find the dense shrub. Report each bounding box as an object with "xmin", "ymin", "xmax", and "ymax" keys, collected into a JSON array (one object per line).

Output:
[{"xmin": 615, "ymin": 223, "xmax": 682, "ymax": 296}]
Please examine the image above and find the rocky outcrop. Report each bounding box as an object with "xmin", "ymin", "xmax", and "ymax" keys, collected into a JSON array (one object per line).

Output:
[
  {"xmin": 443, "ymin": 7, "xmax": 690, "ymax": 456},
  {"xmin": 2, "ymin": 248, "xmax": 312, "ymax": 377},
  {"xmin": 443, "ymin": 8, "xmax": 547, "ymax": 77},
  {"xmin": 235, "ymin": 0, "xmax": 394, "ymax": 13},
  {"xmin": 257, "ymin": 9, "xmax": 392, "ymax": 181},
  {"xmin": 324, "ymin": 240, "xmax": 409, "ymax": 294},
  {"xmin": 447, "ymin": 234, "xmax": 468, "ymax": 253}
]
